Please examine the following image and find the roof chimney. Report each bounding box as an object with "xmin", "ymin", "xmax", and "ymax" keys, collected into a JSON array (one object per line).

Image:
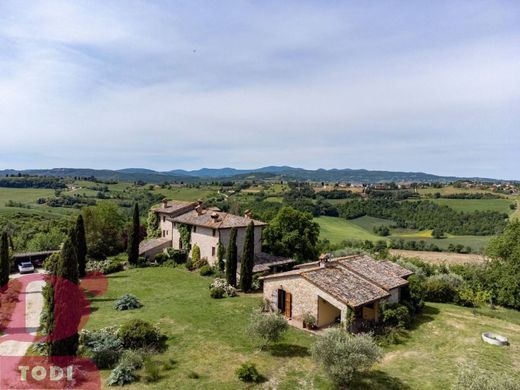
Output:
[
  {"xmin": 162, "ymin": 199, "xmax": 169, "ymax": 208},
  {"xmin": 210, "ymin": 212, "xmax": 219, "ymax": 220},
  {"xmin": 195, "ymin": 204, "xmax": 203, "ymax": 215},
  {"xmin": 244, "ymin": 209, "xmax": 252, "ymax": 219},
  {"xmin": 319, "ymin": 253, "xmax": 330, "ymax": 268}
]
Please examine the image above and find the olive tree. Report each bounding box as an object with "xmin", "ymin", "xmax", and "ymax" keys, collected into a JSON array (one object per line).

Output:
[{"xmin": 311, "ymin": 328, "xmax": 383, "ymax": 387}]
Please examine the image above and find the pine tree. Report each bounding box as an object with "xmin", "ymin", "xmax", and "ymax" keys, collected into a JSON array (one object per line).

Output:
[
  {"xmin": 49, "ymin": 236, "xmax": 80, "ymax": 356},
  {"xmin": 0, "ymin": 231, "xmax": 10, "ymax": 289},
  {"xmin": 240, "ymin": 221, "xmax": 255, "ymax": 292},
  {"xmin": 128, "ymin": 203, "xmax": 140, "ymax": 265},
  {"xmin": 73, "ymin": 215, "xmax": 87, "ymax": 277},
  {"xmin": 225, "ymin": 228, "xmax": 238, "ymax": 287},
  {"xmin": 217, "ymin": 241, "xmax": 226, "ymax": 272}
]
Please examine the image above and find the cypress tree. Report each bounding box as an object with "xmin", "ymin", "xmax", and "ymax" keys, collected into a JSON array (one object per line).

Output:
[
  {"xmin": 128, "ymin": 203, "xmax": 140, "ymax": 265},
  {"xmin": 240, "ymin": 221, "xmax": 255, "ymax": 292},
  {"xmin": 217, "ymin": 241, "xmax": 226, "ymax": 272},
  {"xmin": 73, "ymin": 215, "xmax": 87, "ymax": 277},
  {"xmin": 225, "ymin": 228, "xmax": 238, "ymax": 287},
  {"xmin": 0, "ymin": 232, "xmax": 10, "ymax": 289},
  {"xmin": 49, "ymin": 236, "xmax": 80, "ymax": 356}
]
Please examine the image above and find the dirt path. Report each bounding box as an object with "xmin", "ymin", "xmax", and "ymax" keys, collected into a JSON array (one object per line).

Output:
[{"xmin": 0, "ymin": 279, "xmax": 45, "ymax": 357}]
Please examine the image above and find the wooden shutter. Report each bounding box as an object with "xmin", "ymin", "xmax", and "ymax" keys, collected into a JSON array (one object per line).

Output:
[{"xmin": 284, "ymin": 292, "xmax": 292, "ymax": 318}]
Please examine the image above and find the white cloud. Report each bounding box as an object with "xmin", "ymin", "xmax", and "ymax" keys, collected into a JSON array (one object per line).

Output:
[{"xmin": 0, "ymin": 0, "xmax": 518, "ymax": 178}]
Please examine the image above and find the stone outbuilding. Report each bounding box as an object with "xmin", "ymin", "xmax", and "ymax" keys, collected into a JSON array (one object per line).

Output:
[{"xmin": 261, "ymin": 255, "xmax": 413, "ymax": 330}]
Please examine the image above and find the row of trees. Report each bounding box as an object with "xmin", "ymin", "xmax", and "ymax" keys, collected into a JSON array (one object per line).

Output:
[
  {"xmin": 337, "ymin": 199, "xmax": 507, "ymax": 235},
  {"xmin": 224, "ymin": 222, "xmax": 255, "ymax": 292}
]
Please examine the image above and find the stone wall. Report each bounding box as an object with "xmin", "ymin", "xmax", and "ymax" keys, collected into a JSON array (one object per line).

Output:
[
  {"xmin": 158, "ymin": 213, "xmax": 173, "ymax": 239},
  {"xmin": 263, "ymin": 275, "xmax": 349, "ymax": 325}
]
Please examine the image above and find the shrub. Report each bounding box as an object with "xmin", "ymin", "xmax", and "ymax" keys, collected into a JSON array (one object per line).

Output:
[
  {"xmin": 119, "ymin": 349, "xmax": 144, "ymax": 370},
  {"xmin": 191, "ymin": 244, "xmax": 201, "ymax": 262},
  {"xmin": 455, "ymin": 287, "xmax": 492, "ymax": 308},
  {"xmin": 86, "ymin": 259, "xmax": 124, "ymax": 275},
  {"xmin": 187, "ymin": 371, "xmax": 200, "ymax": 379},
  {"xmin": 118, "ymin": 319, "xmax": 167, "ymax": 351},
  {"xmin": 193, "ymin": 257, "xmax": 208, "ymax": 270},
  {"xmin": 303, "ymin": 312, "xmax": 317, "ymax": 328},
  {"xmin": 199, "ymin": 265, "xmax": 214, "ymax": 276},
  {"xmin": 209, "ymin": 278, "xmax": 237, "ymax": 298},
  {"xmin": 107, "ymin": 361, "xmax": 137, "ymax": 386},
  {"xmin": 154, "ymin": 253, "xmax": 168, "ymax": 264},
  {"xmin": 185, "ymin": 258, "xmax": 195, "ymax": 271},
  {"xmin": 248, "ymin": 311, "xmax": 288, "ymax": 349},
  {"xmin": 381, "ymin": 303, "xmax": 411, "ymax": 329},
  {"xmin": 235, "ymin": 362, "xmax": 261, "ymax": 383},
  {"xmin": 312, "ymin": 329, "xmax": 383, "ymax": 387},
  {"xmin": 166, "ymin": 248, "xmax": 187, "ymax": 264},
  {"xmin": 210, "ymin": 286, "xmax": 226, "ymax": 299},
  {"xmin": 79, "ymin": 328, "xmax": 123, "ymax": 369},
  {"xmin": 143, "ymin": 358, "xmax": 161, "ymax": 383},
  {"xmin": 114, "ymin": 294, "xmax": 143, "ymax": 311},
  {"xmin": 424, "ymin": 273, "xmax": 464, "ymax": 302}
]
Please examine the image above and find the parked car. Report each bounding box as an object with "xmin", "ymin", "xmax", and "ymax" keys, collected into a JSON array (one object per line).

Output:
[{"xmin": 18, "ymin": 261, "xmax": 35, "ymax": 274}]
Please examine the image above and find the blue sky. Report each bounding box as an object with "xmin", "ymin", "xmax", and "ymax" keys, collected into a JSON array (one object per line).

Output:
[{"xmin": 0, "ymin": 1, "xmax": 518, "ymax": 179}]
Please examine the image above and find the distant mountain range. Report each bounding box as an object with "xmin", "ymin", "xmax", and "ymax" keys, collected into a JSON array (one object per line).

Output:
[{"xmin": 0, "ymin": 167, "xmax": 510, "ymax": 184}]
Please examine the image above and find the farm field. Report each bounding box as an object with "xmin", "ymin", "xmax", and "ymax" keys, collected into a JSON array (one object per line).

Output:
[
  {"xmin": 429, "ymin": 198, "xmax": 514, "ymax": 214},
  {"xmin": 389, "ymin": 249, "xmax": 486, "ymax": 265},
  {"xmin": 315, "ymin": 216, "xmax": 384, "ymax": 243},
  {"xmin": 87, "ymin": 267, "xmax": 520, "ymax": 389},
  {"xmin": 149, "ymin": 186, "xmax": 218, "ymax": 202}
]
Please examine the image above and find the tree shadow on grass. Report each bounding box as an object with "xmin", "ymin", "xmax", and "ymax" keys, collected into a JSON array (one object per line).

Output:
[
  {"xmin": 106, "ymin": 275, "xmax": 128, "ymax": 279},
  {"xmin": 89, "ymin": 297, "xmax": 117, "ymax": 303},
  {"xmin": 350, "ymin": 370, "xmax": 411, "ymax": 390},
  {"xmin": 269, "ymin": 343, "xmax": 310, "ymax": 357},
  {"xmin": 408, "ymin": 304, "xmax": 440, "ymax": 331}
]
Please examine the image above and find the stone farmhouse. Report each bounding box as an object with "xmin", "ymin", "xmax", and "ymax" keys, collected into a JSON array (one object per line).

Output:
[
  {"xmin": 140, "ymin": 199, "xmax": 294, "ymax": 272},
  {"xmin": 262, "ymin": 255, "xmax": 413, "ymax": 330}
]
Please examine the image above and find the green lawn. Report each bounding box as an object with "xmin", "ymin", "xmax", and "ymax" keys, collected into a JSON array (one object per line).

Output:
[
  {"xmin": 87, "ymin": 267, "xmax": 329, "ymax": 389},
  {"xmin": 315, "ymin": 216, "xmax": 385, "ymax": 244},
  {"xmin": 87, "ymin": 267, "xmax": 520, "ymax": 389},
  {"xmin": 429, "ymin": 198, "xmax": 514, "ymax": 214}
]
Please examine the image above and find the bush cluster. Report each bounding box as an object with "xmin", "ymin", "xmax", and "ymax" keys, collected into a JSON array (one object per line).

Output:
[
  {"xmin": 209, "ymin": 278, "xmax": 237, "ymax": 299},
  {"xmin": 114, "ymin": 294, "xmax": 143, "ymax": 311},
  {"xmin": 79, "ymin": 327, "xmax": 122, "ymax": 369},
  {"xmin": 118, "ymin": 319, "xmax": 167, "ymax": 351},
  {"xmin": 86, "ymin": 258, "xmax": 125, "ymax": 275},
  {"xmin": 235, "ymin": 362, "xmax": 261, "ymax": 383}
]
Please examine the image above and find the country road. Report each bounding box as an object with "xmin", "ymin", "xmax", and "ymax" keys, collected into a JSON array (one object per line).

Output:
[{"xmin": 0, "ymin": 275, "xmax": 45, "ymax": 358}]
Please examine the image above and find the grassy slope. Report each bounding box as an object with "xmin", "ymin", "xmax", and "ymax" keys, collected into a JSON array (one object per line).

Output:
[
  {"xmin": 87, "ymin": 267, "xmax": 329, "ymax": 389},
  {"xmin": 315, "ymin": 216, "xmax": 385, "ymax": 243},
  {"xmin": 87, "ymin": 268, "xmax": 520, "ymax": 389}
]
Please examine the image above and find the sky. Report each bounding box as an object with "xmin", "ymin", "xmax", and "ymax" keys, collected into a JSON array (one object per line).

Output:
[{"xmin": 0, "ymin": 1, "xmax": 518, "ymax": 179}]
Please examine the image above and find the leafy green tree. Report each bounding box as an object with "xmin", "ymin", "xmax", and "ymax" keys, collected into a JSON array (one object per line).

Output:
[
  {"xmin": 27, "ymin": 227, "xmax": 66, "ymax": 252},
  {"xmin": 248, "ymin": 311, "xmax": 288, "ymax": 350},
  {"xmin": 311, "ymin": 329, "xmax": 382, "ymax": 387},
  {"xmin": 432, "ymin": 228, "xmax": 444, "ymax": 239},
  {"xmin": 72, "ymin": 215, "xmax": 87, "ymax": 277},
  {"xmin": 486, "ymin": 220, "xmax": 520, "ymax": 309},
  {"xmin": 127, "ymin": 203, "xmax": 140, "ymax": 266},
  {"xmin": 240, "ymin": 221, "xmax": 255, "ymax": 292},
  {"xmin": 226, "ymin": 228, "xmax": 238, "ymax": 287},
  {"xmin": 217, "ymin": 241, "xmax": 226, "ymax": 272},
  {"xmin": 0, "ymin": 231, "xmax": 10, "ymax": 288},
  {"xmin": 263, "ymin": 207, "xmax": 320, "ymax": 261},
  {"xmin": 83, "ymin": 202, "xmax": 126, "ymax": 259}
]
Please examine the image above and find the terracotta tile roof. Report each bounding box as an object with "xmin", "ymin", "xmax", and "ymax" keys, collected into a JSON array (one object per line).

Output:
[
  {"xmin": 302, "ymin": 266, "xmax": 390, "ymax": 308},
  {"xmin": 139, "ymin": 238, "xmax": 171, "ymax": 255},
  {"xmin": 249, "ymin": 252, "xmax": 296, "ymax": 273},
  {"xmin": 170, "ymin": 209, "xmax": 267, "ymax": 229},
  {"xmin": 335, "ymin": 255, "xmax": 411, "ymax": 290},
  {"xmin": 152, "ymin": 200, "xmax": 196, "ymax": 215}
]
